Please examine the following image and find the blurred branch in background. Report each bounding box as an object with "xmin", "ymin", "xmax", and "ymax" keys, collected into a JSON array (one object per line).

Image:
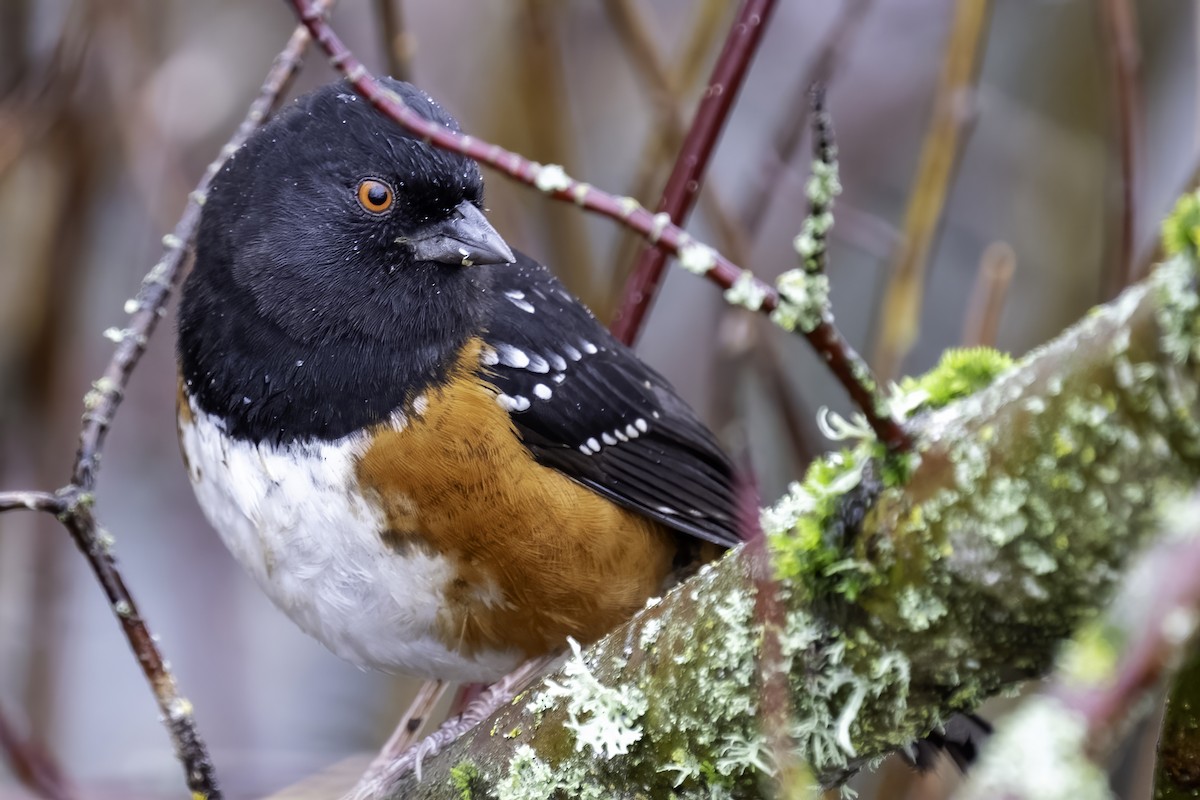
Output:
[
  {"xmin": 609, "ymin": 0, "xmax": 777, "ymax": 346},
  {"xmin": 960, "ymin": 241, "xmax": 1016, "ymax": 347},
  {"xmin": 602, "ymin": 0, "xmax": 730, "ymax": 315},
  {"xmin": 741, "ymin": 0, "xmax": 872, "ymax": 234},
  {"xmin": 1099, "ymin": 0, "xmax": 1142, "ymax": 295},
  {"xmin": 871, "ymin": 0, "xmax": 992, "ymax": 383},
  {"xmin": 0, "ymin": 702, "xmax": 76, "ymax": 800},
  {"xmin": 373, "ymin": 0, "xmax": 413, "ymax": 83}
]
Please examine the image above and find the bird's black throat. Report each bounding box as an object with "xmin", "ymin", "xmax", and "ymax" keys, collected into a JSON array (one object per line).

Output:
[{"xmin": 178, "ymin": 259, "xmax": 490, "ymax": 445}]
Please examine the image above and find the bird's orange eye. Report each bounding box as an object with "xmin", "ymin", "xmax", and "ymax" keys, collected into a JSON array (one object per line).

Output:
[{"xmin": 356, "ymin": 179, "xmax": 394, "ymax": 214}]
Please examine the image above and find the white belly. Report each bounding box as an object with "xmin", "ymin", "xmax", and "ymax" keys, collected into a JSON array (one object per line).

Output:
[{"xmin": 178, "ymin": 402, "xmax": 521, "ymax": 683}]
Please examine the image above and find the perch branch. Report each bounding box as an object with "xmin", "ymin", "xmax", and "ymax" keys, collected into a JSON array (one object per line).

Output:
[{"xmin": 0, "ymin": 491, "xmax": 63, "ymax": 515}]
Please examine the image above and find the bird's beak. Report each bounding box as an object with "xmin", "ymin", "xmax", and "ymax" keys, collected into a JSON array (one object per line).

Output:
[{"xmin": 405, "ymin": 201, "xmax": 515, "ymax": 267}]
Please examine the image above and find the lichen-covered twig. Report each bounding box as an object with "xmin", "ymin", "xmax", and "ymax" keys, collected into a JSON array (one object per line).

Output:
[
  {"xmin": 956, "ymin": 491, "xmax": 1200, "ymax": 799},
  {"xmin": 365, "ymin": 203, "xmax": 1200, "ymax": 798},
  {"xmin": 0, "ymin": 10, "xmax": 329, "ymax": 797},
  {"xmin": 609, "ymin": 0, "xmax": 777, "ymax": 346},
  {"xmin": 286, "ymin": 0, "xmax": 910, "ymax": 450},
  {"xmin": 871, "ymin": 0, "xmax": 992, "ymax": 383}
]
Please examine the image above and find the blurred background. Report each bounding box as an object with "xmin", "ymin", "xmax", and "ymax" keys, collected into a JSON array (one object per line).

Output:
[{"xmin": 0, "ymin": 0, "xmax": 1196, "ymax": 797}]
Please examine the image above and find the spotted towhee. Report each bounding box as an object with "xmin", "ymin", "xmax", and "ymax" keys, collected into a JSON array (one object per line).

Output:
[{"xmin": 176, "ymin": 79, "xmax": 737, "ymax": 683}]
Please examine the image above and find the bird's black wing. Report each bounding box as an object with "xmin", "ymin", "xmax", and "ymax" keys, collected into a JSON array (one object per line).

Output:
[{"xmin": 480, "ymin": 252, "xmax": 739, "ymax": 548}]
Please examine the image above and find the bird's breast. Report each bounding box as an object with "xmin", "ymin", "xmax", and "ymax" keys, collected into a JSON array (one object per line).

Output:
[
  {"xmin": 177, "ymin": 385, "xmax": 523, "ymax": 683},
  {"xmin": 177, "ymin": 337, "xmax": 681, "ymax": 681}
]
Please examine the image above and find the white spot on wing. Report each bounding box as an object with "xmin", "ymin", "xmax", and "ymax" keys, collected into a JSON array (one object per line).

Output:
[
  {"xmin": 563, "ymin": 344, "xmax": 582, "ymax": 361},
  {"xmin": 526, "ymin": 354, "xmax": 550, "ymax": 373},
  {"xmin": 548, "ymin": 353, "xmax": 567, "ymax": 371},
  {"xmin": 533, "ymin": 383, "xmax": 552, "ymax": 400},
  {"xmin": 582, "ymin": 341, "xmax": 598, "ymax": 355},
  {"xmin": 497, "ymin": 344, "xmax": 530, "ymax": 369},
  {"xmin": 496, "ymin": 393, "xmax": 531, "ymax": 412},
  {"xmin": 635, "ymin": 418, "xmax": 648, "ymax": 433},
  {"xmin": 480, "ymin": 346, "xmax": 500, "ymax": 366},
  {"xmin": 586, "ymin": 437, "xmax": 600, "ymax": 451},
  {"xmin": 505, "ymin": 290, "xmax": 535, "ymax": 313},
  {"xmin": 602, "ymin": 433, "xmax": 617, "ymax": 446},
  {"xmin": 552, "ymin": 374, "xmax": 566, "ymax": 384},
  {"xmin": 625, "ymin": 424, "xmax": 639, "ymax": 439},
  {"xmin": 412, "ymin": 394, "xmax": 429, "ymax": 417}
]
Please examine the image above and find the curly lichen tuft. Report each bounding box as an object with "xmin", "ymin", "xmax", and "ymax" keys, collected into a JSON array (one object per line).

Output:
[{"xmin": 770, "ymin": 270, "xmax": 831, "ymax": 333}]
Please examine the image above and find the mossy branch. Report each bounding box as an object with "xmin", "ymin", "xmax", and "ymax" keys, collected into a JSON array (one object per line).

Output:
[{"xmin": 366, "ymin": 232, "xmax": 1200, "ymax": 798}]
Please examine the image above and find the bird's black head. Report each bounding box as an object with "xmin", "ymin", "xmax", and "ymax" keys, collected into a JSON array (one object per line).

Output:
[{"xmin": 179, "ymin": 79, "xmax": 514, "ymax": 443}]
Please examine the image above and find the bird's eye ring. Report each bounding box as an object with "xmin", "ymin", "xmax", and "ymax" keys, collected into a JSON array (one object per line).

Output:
[{"xmin": 356, "ymin": 179, "xmax": 394, "ymax": 214}]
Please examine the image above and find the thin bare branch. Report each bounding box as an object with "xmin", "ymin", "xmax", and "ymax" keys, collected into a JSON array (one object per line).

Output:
[
  {"xmin": 871, "ymin": 0, "xmax": 992, "ymax": 383},
  {"xmin": 285, "ymin": 0, "xmax": 911, "ymax": 450},
  {"xmin": 610, "ymin": 0, "xmax": 778, "ymax": 346}
]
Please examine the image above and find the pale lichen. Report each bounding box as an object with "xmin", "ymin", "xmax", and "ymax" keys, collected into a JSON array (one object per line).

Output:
[
  {"xmin": 723, "ymin": 270, "xmax": 768, "ymax": 311},
  {"xmin": 537, "ymin": 638, "xmax": 648, "ymax": 759},
  {"xmin": 770, "ymin": 270, "xmax": 830, "ymax": 333},
  {"xmin": 532, "ymin": 163, "xmax": 571, "ymax": 194},
  {"xmin": 678, "ymin": 241, "xmax": 718, "ymax": 275}
]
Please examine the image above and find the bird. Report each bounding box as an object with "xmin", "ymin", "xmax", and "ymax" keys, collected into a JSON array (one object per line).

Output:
[{"xmin": 175, "ymin": 78, "xmax": 739, "ymax": 685}]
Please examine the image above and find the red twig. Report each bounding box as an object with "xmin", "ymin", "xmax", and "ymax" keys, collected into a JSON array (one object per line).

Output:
[
  {"xmin": 285, "ymin": 0, "xmax": 911, "ymax": 451},
  {"xmin": 610, "ymin": 0, "xmax": 777, "ymax": 346}
]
